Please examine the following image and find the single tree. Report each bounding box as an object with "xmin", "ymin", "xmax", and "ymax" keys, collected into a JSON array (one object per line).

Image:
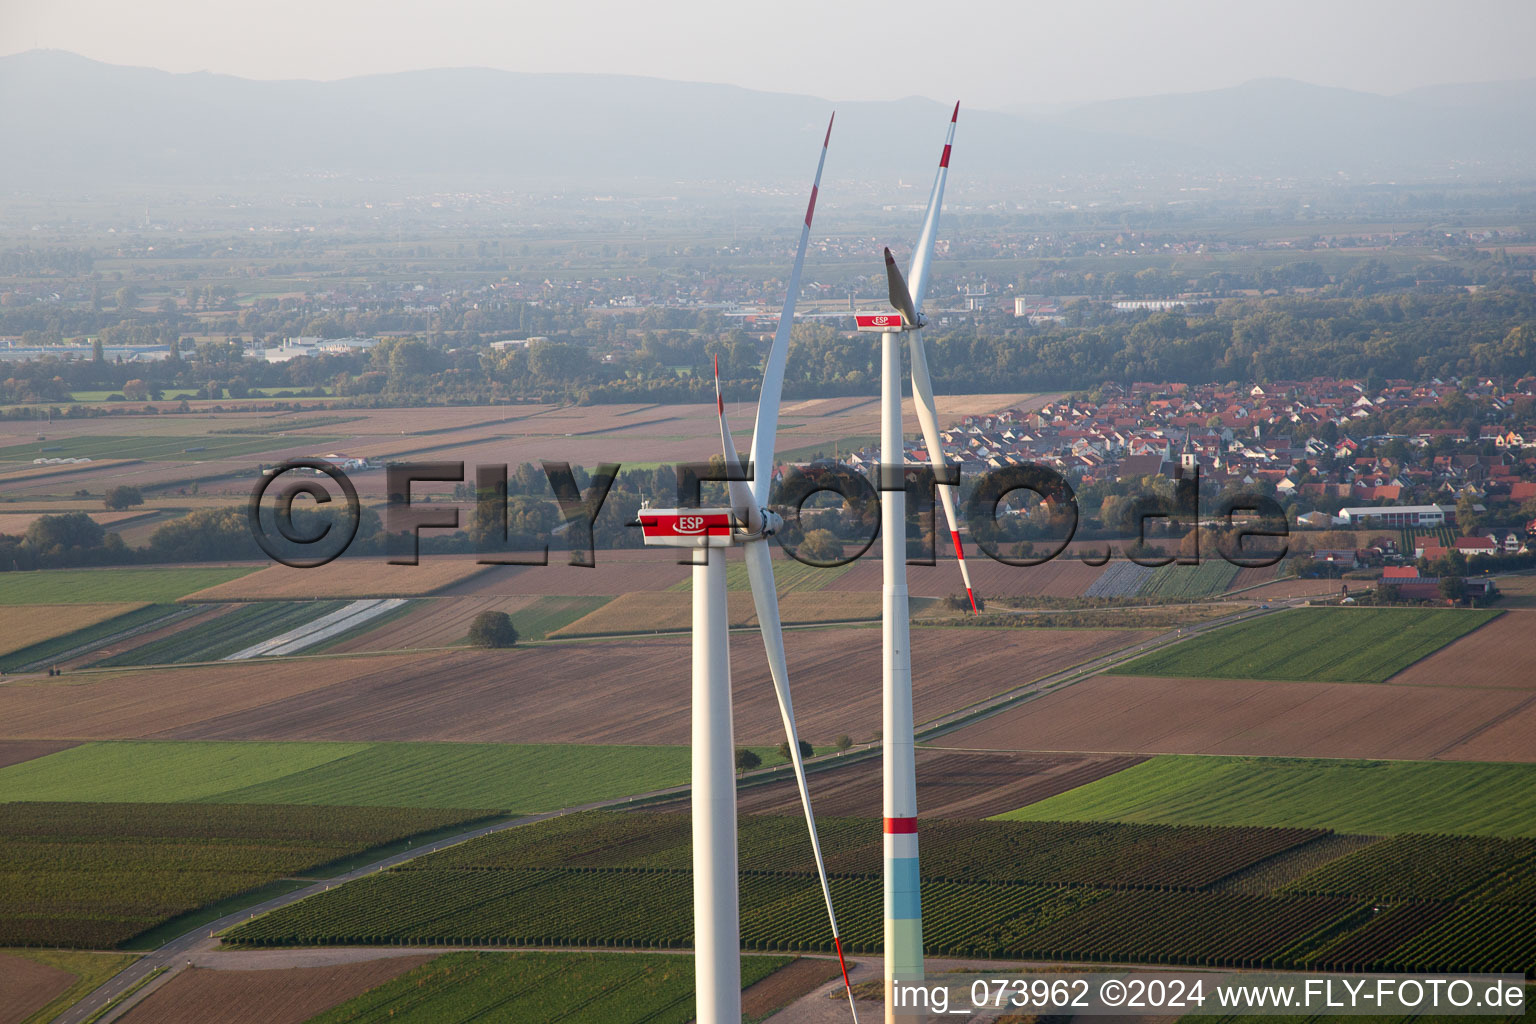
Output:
[
  {"xmin": 777, "ymin": 738, "xmax": 814, "ymax": 761},
  {"xmin": 834, "ymin": 734, "xmax": 853, "ymax": 752},
  {"xmin": 798, "ymin": 528, "xmax": 843, "ymax": 565},
  {"xmin": 103, "ymin": 485, "xmax": 144, "ymax": 511},
  {"xmin": 734, "ymin": 747, "xmax": 762, "ymax": 775},
  {"xmin": 468, "ymin": 610, "xmax": 519, "ymax": 648}
]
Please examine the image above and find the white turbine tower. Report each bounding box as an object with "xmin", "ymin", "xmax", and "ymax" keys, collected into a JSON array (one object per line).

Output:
[
  {"xmin": 851, "ymin": 102, "xmax": 971, "ymax": 1022},
  {"xmin": 639, "ymin": 115, "xmax": 859, "ymax": 1024}
]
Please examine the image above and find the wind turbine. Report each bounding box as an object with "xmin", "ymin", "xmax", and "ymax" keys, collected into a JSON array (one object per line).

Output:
[
  {"xmin": 853, "ymin": 101, "xmax": 970, "ymax": 1021},
  {"xmin": 638, "ymin": 114, "xmax": 858, "ymax": 1024}
]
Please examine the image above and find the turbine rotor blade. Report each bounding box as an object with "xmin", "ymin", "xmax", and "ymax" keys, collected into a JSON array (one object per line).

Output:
[
  {"xmin": 748, "ymin": 113, "xmax": 834, "ymax": 507},
  {"xmin": 743, "ymin": 540, "xmax": 857, "ymax": 1019},
  {"xmin": 883, "ymin": 247, "xmax": 920, "ymax": 327},
  {"xmin": 906, "ymin": 104, "xmax": 977, "ymax": 611}
]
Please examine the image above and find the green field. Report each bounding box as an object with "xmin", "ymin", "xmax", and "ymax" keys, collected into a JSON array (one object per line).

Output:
[
  {"xmin": 1138, "ymin": 558, "xmax": 1241, "ymax": 598},
  {"xmin": 0, "ymin": 604, "xmax": 182, "ymax": 672},
  {"xmin": 68, "ymin": 388, "xmax": 203, "ymax": 401},
  {"xmin": 93, "ymin": 600, "xmax": 347, "ymax": 666},
  {"xmin": 0, "ymin": 802, "xmax": 495, "ymax": 948},
  {"xmin": 512, "ymin": 595, "xmax": 613, "ymax": 640},
  {"xmin": 0, "ymin": 434, "xmax": 338, "ymax": 462},
  {"xmin": 996, "ymin": 755, "xmax": 1536, "ymax": 837},
  {"xmin": 0, "ymin": 740, "xmax": 722, "ymax": 811},
  {"xmin": 305, "ymin": 951, "xmax": 792, "ymax": 1024},
  {"xmin": 1114, "ymin": 607, "xmax": 1498, "ymax": 682},
  {"xmin": 0, "ymin": 567, "xmax": 258, "ymax": 604}
]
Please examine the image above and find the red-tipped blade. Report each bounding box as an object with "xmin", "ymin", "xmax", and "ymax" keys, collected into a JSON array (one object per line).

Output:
[{"xmin": 833, "ymin": 935, "xmax": 859, "ymax": 1022}]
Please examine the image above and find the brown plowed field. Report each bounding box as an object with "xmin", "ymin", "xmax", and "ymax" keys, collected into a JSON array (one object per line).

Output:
[
  {"xmin": 656, "ymin": 749, "xmax": 1147, "ymax": 819},
  {"xmin": 115, "ymin": 957, "xmax": 434, "ymax": 1024},
  {"xmin": 326, "ymin": 595, "xmax": 541, "ymax": 653},
  {"xmin": 162, "ymin": 627, "xmax": 1140, "ymax": 746},
  {"xmin": 942, "ymin": 673, "xmax": 1536, "ymax": 762},
  {"xmin": 0, "ymin": 951, "xmax": 75, "ymax": 1024},
  {"xmin": 742, "ymin": 957, "xmax": 845, "ymax": 1019},
  {"xmin": 1385, "ymin": 612, "xmax": 1535, "ymax": 687},
  {"xmin": 185, "ymin": 557, "xmax": 491, "ymax": 600},
  {"xmin": 0, "ymin": 739, "xmax": 79, "ymax": 768},
  {"xmin": 0, "ymin": 654, "xmax": 422, "ymax": 739},
  {"xmin": 1429, "ymin": 696, "xmax": 1536, "ymax": 761}
]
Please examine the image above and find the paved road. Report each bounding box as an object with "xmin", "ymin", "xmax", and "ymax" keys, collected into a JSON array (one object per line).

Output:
[{"xmin": 53, "ymin": 598, "xmax": 1302, "ymax": 1023}]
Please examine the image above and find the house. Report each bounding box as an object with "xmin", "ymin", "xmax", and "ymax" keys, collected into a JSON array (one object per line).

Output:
[
  {"xmin": 1382, "ymin": 566, "xmax": 1420, "ymax": 579},
  {"xmin": 1312, "ymin": 548, "xmax": 1361, "ymax": 568},
  {"xmin": 1454, "ymin": 536, "xmax": 1498, "ymax": 557}
]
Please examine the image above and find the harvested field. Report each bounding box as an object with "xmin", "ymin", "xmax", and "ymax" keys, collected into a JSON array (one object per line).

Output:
[
  {"xmin": 549, "ymin": 590, "xmax": 881, "ymax": 636},
  {"xmin": 0, "ymin": 603, "xmax": 148, "ymax": 657},
  {"xmin": 1431, "ymin": 698, "xmax": 1536, "ymax": 762},
  {"xmin": 943, "ymin": 673, "xmax": 1536, "ymax": 762},
  {"xmin": 185, "ymin": 557, "xmax": 490, "ymax": 600},
  {"xmin": 654, "ymin": 749, "xmax": 1147, "ymax": 819},
  {"xmin": 1385, "ymin": 612, "xmax": 1535, "ymax": 687},
  {"xmin": 325, "ymin": 595, "xmax": 541, "ymax": 652},
  {"xmin": 161, "ymin": 627, "xmax": 1142, "ymax": 745},
  {"xmin": 115, "ymin": 958, "xmax": 435, "ymax": 1024},
  {"xmin": 0, "ymin": 950, "xmax": 74, "ymax": 1024},
  {"xmin": 0, "ymin": 654, "xmax": 422, "ymax": 739},
  {"xmin": 0, "ymin": 739, "xmax": 79, "ymax": 768}
]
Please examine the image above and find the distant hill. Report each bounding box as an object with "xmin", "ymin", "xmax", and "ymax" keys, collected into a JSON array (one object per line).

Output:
[{"xmin": 1, "ymin": 52, "xmax": 1531, "ymax": 191}]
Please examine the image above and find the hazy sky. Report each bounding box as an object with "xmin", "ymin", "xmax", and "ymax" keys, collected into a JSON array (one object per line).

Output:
[{"xmin": 3, "ymin": 0, "xmax": 1532, "ymax": 107}]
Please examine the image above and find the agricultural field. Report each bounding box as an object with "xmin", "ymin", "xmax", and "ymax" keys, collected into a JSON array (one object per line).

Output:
[
  {"xmin": 114, "ymin": 957, "xmax": 434, "ymax": 1024},
  {"xmin": 0, "ymin": 740, "xmax": 716, "ymax": 811},
  {"xmin": 1, "ymin": 603, "xmax": 186, "ymax": 672},
  {"xmin": 826, "ymin": 548, "xmax": 1109, "ymax": 601},
  {"xmin": 0, "ymin": 949, "xmax": 139, "ymax": 1024},
  {"xmin": 300, "ymin": 951, "xmax": 793, "ymax": 1024},
  {"xmin": 150, "ymin": 628, "xmax": 1141, "ymax": 746},
  {"xmin": 0, "ymin": 509, "xmax": 149, "ymax": 535},
  {"xmin": 0, "ymin": 433, "xmax": 340, "ymax": 463},
  {"xmin": 0, "ymin": 602, "xmax": 147, "ymax": 659},
  {"xmin": 223, "ymin": 810, "xmax": 1536, "ymax": 976},
  {"xmin": 709, "ymin": 750, "xmax": 1149, "ymax": 821},
  {"xmin": 1114, "ymin": 607, "xmax": 1499, "ymax": 682},
  {"xmin": 940, "ymin": 670, "xmax": 1536, "ymax": 762},
  {"xmin": 1384, "ymin": 611, "xmax": 1536, "ymax": 687},
  {"xmin": 325, "ymin": 595, "xmax": 542, "ymax": 652},
  {"xmin": 1082, "ymin": 559, "xmax": 1155, "ymax": 598},
  {"xmin": 92, "ymin": 601, "xmax": 350, "ymax": 665},
  {"xmin": 0, "ymin": 652, "xmax": 418, "ymax": 740},
  {"xmin": 0, "ymin": 566, "xmax": 257, "ymax": 604},
  {"xmin": 1138, "ymin": 558, "xmax": 1241, "ymax": 598},
  {"xmin": 996, "ymin": 755, "xmax": 1536, "ymax": 837},
  {"xmin": 185, "ymin": 557, "xmax": 489, "ymax": 600},
  {"xmin": 669, "ymin": 558, "xmax": 852, "ymax": 593},
  {"xmin": 548, "ymin": 590, "xmax": 881, "ymax": 637},
  {"xmin": 0, "ymin": 802, "xmax": 497, "ymax": 948}
]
